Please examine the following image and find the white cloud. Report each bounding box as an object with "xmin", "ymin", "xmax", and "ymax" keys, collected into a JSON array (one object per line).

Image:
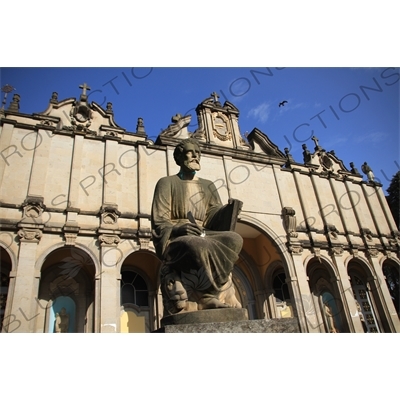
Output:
[
  {"xmin": 247, "ymin": 102, "xmax": 271, "ymax": 123},
  {"xmin": 354, "ymin": 131, "xmax": 388, "ymax": 143}
]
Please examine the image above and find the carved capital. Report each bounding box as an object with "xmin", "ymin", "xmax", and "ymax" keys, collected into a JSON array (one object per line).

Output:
[
  {"xmin": 330, "ymin": 246, "xmax": 344, "ymax": 257},
  {"xmin": 287, "ymin": 242, "xmax": 303, "ymax": 255},
  {"xmin": 99, "ymin": 234, "xmax": 120, "ymax": 246},
  {"xmin": 367, "ymin": 248, "xmax": 379, "ymax": 258},
  {"xmin": 18, "ymin": 228, "xmax": 42, "ymax": 243}
]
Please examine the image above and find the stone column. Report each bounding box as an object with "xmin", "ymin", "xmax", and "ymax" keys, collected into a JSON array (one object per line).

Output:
[
  {"xmin": 7, "ymin": 228, "xmax": 42, "ymax": 332},
  {"xmin": 289, "ymin": 248, "xmax": 321, "ymax": 332},
  {"xmin": 99, "ymin": 236, "xmax": 121, "ymax": 333}
]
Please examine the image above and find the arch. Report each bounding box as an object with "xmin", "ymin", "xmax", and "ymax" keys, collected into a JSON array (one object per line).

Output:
[
  {"xmin": 35, "ymin": 242, "xmax": 100, "ymax": 278},
  {"xmin": 381, "ymin": 258, "xmax": 400, "ymax": 316},
  {"xmin": 36, "ymin": 246, "xmax": 97, "ymax": 333},
  {"xmin": 119, "ymin": 250, "xmax": 162, "ymax": 332},
  {"xmin": 306, "ymin": 257, "xmax": 349, "ymax": 333},
  {"xmin": 0, "ymin": 245, "xmax": 13, "ymax": 332},
  {"xmin": 347, "ymin": 258, "xmax": 387, "ymax": 332},
  {"xmin": 264, "ymin": 260, "xmax": 295, "ymax": 319},
  {"xmin": 0, "ymin": 238, "xmax": 18, "ymax": 269},
  {"xmin": 237, "ymin": 215, "xmax": 296, "ymax": 277}
]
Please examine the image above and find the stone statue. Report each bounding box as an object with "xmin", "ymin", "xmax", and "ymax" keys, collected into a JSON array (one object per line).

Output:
[
  {"xmin": 55, "ymin": 307, "xmax": 69, "ymax": 333},
  {"xmin": 323, "ymin": 303, "xmax": 338, "ymax": 333},
  {"xmin": 361, "ymin": 162, "xmax": 375, "ymax": 182},
  {"xmin": 350, "ymin": 162, "xmax": 360, "ymax": 175},
  {"xmin": 302, "ymin": 144, "xmax": 312, "ymax": 164},
  {"xmin": 152, "ymin": 138, "xmax": 243, "ymax": 315}
]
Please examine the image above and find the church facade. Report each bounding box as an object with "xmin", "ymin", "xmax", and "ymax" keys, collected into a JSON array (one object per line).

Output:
[{"xmin": 1, "ymin": 86, "xmax": 399, "ymax": 333}]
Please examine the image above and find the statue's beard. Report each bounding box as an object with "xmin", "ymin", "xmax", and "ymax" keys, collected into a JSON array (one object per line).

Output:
[{"xmin": 185, "ymin": 160, "xmax": 200, "ymax": 171}]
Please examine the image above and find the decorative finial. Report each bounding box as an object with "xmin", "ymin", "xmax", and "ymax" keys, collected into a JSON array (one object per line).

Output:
[{"xmin": 1, "ymin": 84, "xmax": 16, "ymax": 110}]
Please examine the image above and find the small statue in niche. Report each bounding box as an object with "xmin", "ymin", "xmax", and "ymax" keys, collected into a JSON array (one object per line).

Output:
[{"xmin": 54, "ymin": 307, "xmax": 69, "ymax": 333}]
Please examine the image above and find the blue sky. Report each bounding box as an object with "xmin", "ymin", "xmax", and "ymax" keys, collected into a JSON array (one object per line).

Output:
[{"xmin": 1, "ymin": 67, "xmax": 399, "ymax": 192}]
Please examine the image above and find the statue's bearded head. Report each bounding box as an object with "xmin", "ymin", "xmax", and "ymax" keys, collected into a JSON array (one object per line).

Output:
[{"xmin": 173, "ymin": 139, "xmax": 201, "ymax": 173}]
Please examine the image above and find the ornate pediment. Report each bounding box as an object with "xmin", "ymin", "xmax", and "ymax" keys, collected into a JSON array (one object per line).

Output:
[{"xmin": 247, "ymin": 128, "xmax": 286, "ymax": 159}]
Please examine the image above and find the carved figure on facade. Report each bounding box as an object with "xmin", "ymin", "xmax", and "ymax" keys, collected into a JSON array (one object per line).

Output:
[
  {"xmin": 284, "ymin": 148, "xmax": 295, "ymax": 167},
  {"xmin": 361, "ymin": 162, "xmax": 375, "ymax": 182},
  {"xmin": 349, "ymin": 162, "xmax": 361, "ymax": 175},
  {"xmin": 151, "ymin": 138, "xmax": 243, "ymax": 315},
  {"xmin": 302, "ymin": 144, "xmax": 312, "ymax": 164}
]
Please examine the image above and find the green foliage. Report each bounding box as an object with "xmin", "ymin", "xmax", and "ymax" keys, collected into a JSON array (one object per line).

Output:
[{"xmin": 386, "ymin": 171, "xmax": 400, "ymax": 229}]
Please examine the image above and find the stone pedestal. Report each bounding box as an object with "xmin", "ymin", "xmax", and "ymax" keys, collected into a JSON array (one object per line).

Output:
[{"xmin": 154, "ymin": 308, "xmax": 300, "ymax": 332}]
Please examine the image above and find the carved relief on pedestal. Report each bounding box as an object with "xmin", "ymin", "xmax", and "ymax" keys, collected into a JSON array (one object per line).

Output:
[{"xmin": 282, "ymin": 207, "xmax": 298, "ymax": 238}]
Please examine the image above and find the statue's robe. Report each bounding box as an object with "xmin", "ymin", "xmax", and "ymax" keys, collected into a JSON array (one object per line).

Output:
[{"xmin": 151, "ymin": 175, "xmax": 243, "ymax": 293}]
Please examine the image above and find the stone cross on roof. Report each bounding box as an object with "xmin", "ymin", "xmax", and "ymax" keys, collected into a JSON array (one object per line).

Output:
[
  {"xmin": 211, "ymin": 92, "xmax": 220, "ymax": 103},
  {"xmin": 311, "ymin": 135, "xmax": 320, "ymax": 149},
  {"xmin": 79, "ymin": 83, "xmax": 91, "ymax": 96}
]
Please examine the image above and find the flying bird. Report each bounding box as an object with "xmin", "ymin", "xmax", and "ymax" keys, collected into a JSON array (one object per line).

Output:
[{"xmin": 279, "ymin": 100, "xmax": 288, "ymax": 107}]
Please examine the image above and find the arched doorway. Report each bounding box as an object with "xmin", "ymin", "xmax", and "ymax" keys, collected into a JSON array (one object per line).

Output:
[
  {"xmin": 37, "ymin": 247, "xmax": 96, "ymax": 333},
  {"xmin": 307, "ymin": 259, "xmax": 348, "ymax": 333}
]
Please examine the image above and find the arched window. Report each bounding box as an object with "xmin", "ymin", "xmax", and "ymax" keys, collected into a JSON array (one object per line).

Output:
[
  {"xmin": 120, "ymin": 269, "xmax": 150, "ymax": 333},
  {"xmin": 121, "ymin": 271, "xmax": 149, "ymax": 306}
]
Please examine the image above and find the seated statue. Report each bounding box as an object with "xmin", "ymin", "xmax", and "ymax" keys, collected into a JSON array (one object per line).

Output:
[{"xmin": 151, "ymin": 138, "xmax": 243, "ymax": 315}]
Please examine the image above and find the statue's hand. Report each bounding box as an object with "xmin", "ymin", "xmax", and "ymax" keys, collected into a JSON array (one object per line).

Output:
[{"xmin": 173, "ymin": 223, "xmax": 203, "ymax": 237}]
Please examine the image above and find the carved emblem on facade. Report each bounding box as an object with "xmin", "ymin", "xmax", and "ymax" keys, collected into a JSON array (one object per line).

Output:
[
  {"xmin": 100, "ymin": 205, "xmax": 121, "ymax": 226},
  {"xmin": 212, "ymin": 113, "xmax": 231, "ymax": 141},
  {"xmin": 22, "ymin": 196, "xmax": 45, "ymax": 219},
  {"xmin": 282, "ymin": 207, "xmax": 298, "ymax": 238}
]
